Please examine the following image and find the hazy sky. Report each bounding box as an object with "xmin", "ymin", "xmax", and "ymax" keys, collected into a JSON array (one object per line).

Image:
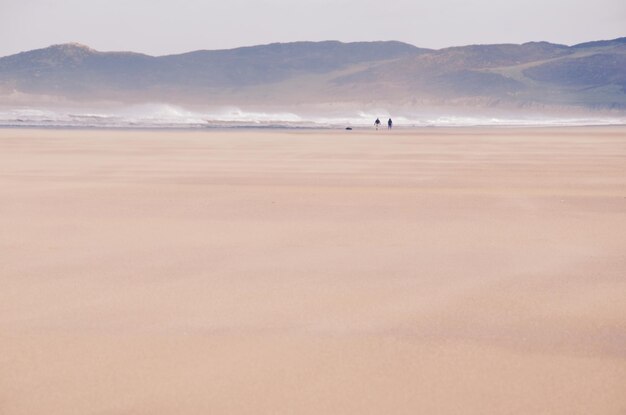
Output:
[{"xmin": 1, "ymin": 0, "xmax": 624, "ymax": 56}]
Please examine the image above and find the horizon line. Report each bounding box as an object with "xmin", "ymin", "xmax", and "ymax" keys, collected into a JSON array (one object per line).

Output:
[{"xmin": 3, "ymin": 35, "xmax": 625, "ymax": 59}]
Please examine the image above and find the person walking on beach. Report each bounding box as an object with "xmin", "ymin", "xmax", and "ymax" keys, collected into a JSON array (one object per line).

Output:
[
  {"xmin": 374, "ymin": 118, "xmax": 381, "ymax": 130},
  {"xmin": 388, "ymin": 118, "xmax": 393, "ymax": 129}
]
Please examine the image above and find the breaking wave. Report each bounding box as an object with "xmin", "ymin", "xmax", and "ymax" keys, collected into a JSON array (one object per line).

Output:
[{"xmin": 1, "ymin": 104, "xmax": 625, "ymax": 128}]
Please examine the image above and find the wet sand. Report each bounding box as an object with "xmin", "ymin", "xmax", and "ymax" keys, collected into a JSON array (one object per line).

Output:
[{"xmin": 1, "ymin": 127, "xmax": 625, "ymax": 414}]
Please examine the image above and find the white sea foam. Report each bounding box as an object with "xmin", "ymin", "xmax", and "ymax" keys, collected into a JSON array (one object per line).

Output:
[{"xmin": 1, "ymin": 104, "xmax": 624, "ymax": 128}]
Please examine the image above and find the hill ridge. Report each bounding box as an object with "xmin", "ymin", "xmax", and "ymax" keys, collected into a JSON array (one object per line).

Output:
[{"xmin": 1, "ymin": 38, "xmax": 624, "ymax": 110}]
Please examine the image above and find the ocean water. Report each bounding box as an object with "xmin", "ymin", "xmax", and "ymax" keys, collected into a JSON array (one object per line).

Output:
[{"xmin": 1, "ymin": 105, "xmax": 624, "ymax": 128}]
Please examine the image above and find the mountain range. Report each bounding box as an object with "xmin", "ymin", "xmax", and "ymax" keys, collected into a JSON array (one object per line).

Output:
[{"xmin": 1, "ymin": 38, "xmax": 625, "ymax": 111}]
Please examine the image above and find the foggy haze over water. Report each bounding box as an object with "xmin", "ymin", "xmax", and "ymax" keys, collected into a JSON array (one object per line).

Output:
[{"xmin": 2, "ymin": 105, "xmax": 625, "ymax": 128}]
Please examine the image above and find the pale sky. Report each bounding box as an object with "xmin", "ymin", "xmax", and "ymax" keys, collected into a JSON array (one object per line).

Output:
[{"xmin": 1, "ymin": 0, "xmax": 624, "ymax": 57}]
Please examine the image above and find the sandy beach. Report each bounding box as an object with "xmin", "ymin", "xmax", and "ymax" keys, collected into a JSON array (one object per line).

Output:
[{"xmin": 1, "ymin": 126, "xmax": 625, "ymax": 414}]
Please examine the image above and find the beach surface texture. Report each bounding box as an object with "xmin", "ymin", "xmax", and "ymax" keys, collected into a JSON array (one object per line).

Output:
[{"xmin": 1, "ymin": 127, "xmax": 625, "ymax": 414}]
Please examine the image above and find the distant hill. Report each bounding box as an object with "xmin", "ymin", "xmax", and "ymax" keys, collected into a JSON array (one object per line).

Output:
[{"xmin": 1, "ymin": 38, "xmax": 625, "ymax": 110}]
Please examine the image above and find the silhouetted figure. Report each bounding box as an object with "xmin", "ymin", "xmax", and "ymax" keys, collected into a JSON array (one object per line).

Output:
[
  {"xmin": 388, "ymin": 118, "xmax": 393, "ymax": 129},
  {"xmin": 374, "ymin": 118, "xmax": 381, "ymax": 130}
]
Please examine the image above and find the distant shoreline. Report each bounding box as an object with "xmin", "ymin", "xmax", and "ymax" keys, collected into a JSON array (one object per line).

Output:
[{"xmin": 2, "ymin": 124, "xmax": 625, "ymax": 132}]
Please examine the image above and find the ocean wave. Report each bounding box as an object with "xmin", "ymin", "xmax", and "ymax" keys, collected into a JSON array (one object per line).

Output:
[{"xmin": 1, "ymin": 105, "xmax": 625, "ymax": 128}]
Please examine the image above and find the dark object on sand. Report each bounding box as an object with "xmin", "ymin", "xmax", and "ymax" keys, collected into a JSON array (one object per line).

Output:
[{"xmin": 345, "ymin": 127, "xmax": 353, "ymax": 130}]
